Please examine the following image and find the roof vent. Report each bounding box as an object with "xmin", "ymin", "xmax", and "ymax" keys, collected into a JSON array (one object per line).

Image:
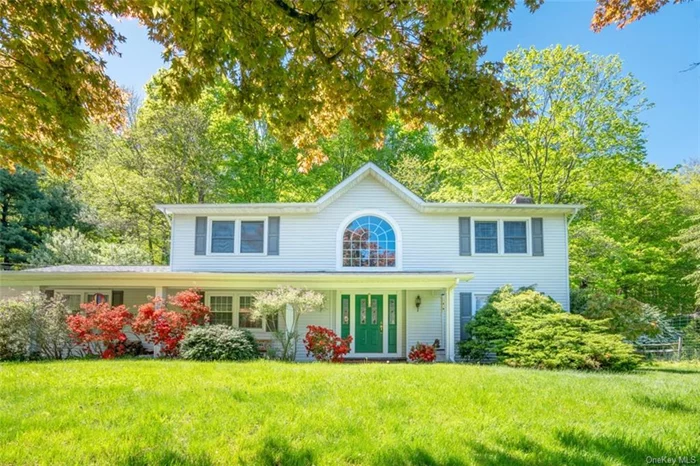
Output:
[{"xmin": 510, "ymin": 194, "xmax": 534, "ymax": 204}]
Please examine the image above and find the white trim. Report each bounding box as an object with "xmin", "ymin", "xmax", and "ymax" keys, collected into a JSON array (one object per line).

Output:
[
  {"xmin": 239, "ymin": 218, "xmax": 268, "ymax": 256},
  {"xmin": 54, "ymin": 289, "xmax": 113, "ymax": 306},
  {"xmin": 205, "ymin": 291, "xmax": 275, "ymax": 334},
  {"xmin": 206, "ymin": 217, "xmax": 268, "ymax": 256},
  {"xmin": 335, "ymin": 209, "xmax": 403, "ymax": 271},
  {"xmin": 337, "ymin": 290, "xmax": 404, "ymax": 357},
  {"xmin": 471, "ymin": 217, "xmax": 532, "ymax": 257}
]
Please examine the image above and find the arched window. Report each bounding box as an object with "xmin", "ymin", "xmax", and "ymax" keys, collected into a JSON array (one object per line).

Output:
[{"xmin": 342, "ymin": 215, "xmax": 396, "ymax": 267}]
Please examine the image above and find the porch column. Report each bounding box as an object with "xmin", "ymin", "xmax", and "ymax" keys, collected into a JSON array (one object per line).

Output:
[
  {"xmin": 153, "ymin": 286, "xmax": 166, "ymax": 358},
  {"xmin": 446, "ymin": 286, "xmax": 455, "ymax": 362},
  {"xmin": 285, "ymin": 303, "xmax": 294, "ymax": 332}
]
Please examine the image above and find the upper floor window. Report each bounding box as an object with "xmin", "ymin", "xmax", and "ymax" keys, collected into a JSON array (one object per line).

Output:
[
  {"xmin": 342, "ymin": 215, "xmax": 396, "ymax": 267},
  {"xmin": 474, "ymin": 221, "xmax": 498, "ymax": 254},
  {"xmin": 241, "ymin": 221, "xmax": 264, "ymax": 253},
  {"xmin": 211, "ymin": 221, "xmax": 235, "ymax": 253},
  {"xmin": 504, "ymin": 221, "xmax": 527, "ymax": 254}
]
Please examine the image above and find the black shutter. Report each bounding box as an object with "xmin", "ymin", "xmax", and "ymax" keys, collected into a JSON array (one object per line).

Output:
[
  {"xmin": 459, "ymin": 217, "xmax": 471, "ymax": 256},
  {"xmin": 459, "ymin": 292, "xmax": 472, "ymax": 341},
  {"xmin": 268, "ymin": 217, "xmax": 280, "ymax": 255},
  {"xmin": 532, "ymin": 218, "xmax": 544, "ymax": 256},
  {"xmin": 112, "ymin": 290, "xmax": 124, "ymax": 306},
  {"xmin": 195, "ymin": 217, "xmax": 207, "ymax": 255}
]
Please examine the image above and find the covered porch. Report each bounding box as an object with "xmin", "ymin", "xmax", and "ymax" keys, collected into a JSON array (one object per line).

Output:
[{"xmin": 0, "ymin": 267, "xmax": 472, "ymax": 361}]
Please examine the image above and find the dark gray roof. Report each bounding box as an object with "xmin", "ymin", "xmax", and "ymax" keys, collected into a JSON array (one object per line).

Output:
[{"xmin": 20, "ymin": 265, "xmax": 171, "ymax": 273}]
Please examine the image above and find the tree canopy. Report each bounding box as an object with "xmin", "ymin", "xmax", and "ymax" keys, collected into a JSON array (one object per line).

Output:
[
  {"xmin": 0, "ymin": 0, "xmax": 127, "ymax": 171},
  {"xmin": 1, "ymin": 0, "xmax": 546, "ymax": 172}
]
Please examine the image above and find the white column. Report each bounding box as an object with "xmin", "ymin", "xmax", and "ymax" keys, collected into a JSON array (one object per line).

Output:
[
  {"xmin": 285, "ymin": 303, "xmax": 294, "ymax": 333},
  {"xmin": 446, "ymin": 286, "xmax": 455, "ymax": 362},
  {"xmin": 153, "ymin": 286, "xmax": 166, "ymax": 358}
]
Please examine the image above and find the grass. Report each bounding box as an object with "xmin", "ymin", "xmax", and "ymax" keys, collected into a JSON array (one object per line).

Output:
[{"xmin": 0, "ymin": 361, "xmax": 699, "ymax": 465}]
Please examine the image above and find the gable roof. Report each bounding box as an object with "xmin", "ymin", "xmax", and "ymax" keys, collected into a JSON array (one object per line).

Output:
[{"xmin": 157, "ymin": 162, "xmax": 583, "ymax": 215}]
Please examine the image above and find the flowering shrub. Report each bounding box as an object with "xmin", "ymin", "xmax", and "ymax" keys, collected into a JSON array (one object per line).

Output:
[
  {"xmin": 408, "ymin": 342, "xmax": 436, "ymax": 363},
  {"xmin": 303, "ymin": 325, "xmax": 352, "ymax": 363},
  {"xmin": 132, "ymin": 289, "xmax": 209, "ymax": 357},
  {"xmin": 66, "ymin": 302, "xmax": 133, "ymax": 359}
]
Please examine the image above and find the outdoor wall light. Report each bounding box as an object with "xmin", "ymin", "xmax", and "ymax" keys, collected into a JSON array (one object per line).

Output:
[{"xmin": 415, "ymin": 295, "xmax": 422, "ymax": 311}]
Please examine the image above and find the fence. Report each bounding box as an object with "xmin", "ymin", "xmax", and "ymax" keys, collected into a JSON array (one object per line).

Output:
[{"xmin": 635, "ymin": 314, "xmax": 700, "ymax": 361}]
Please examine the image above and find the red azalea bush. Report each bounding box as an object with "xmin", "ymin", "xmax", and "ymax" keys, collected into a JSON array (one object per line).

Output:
[
  {"xmin": 408, "ymin": 342, "xmax": 436, "ymax": 363},
  {"xmin": 66, "ymin": 302, "xmax": 133, "ymax": 359},
  {"xmin": 303, "ymin": 325, "xmax": 352, "ymax": 363},
  {"xmin": 132, "ymin": 289, "xmax": 209, "ymax": 357}
]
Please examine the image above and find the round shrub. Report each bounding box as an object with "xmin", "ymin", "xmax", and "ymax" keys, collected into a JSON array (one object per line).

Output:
[
  {"xmin": 503, "ymin": 313, "xmax": 641, "ymax": 371},
  {"xmin": 459, "ymin": 285, "xmax": 563, "ymax": 361},
  {"xmin": 180, "ymin": 325, "xmax": 260, "ymax": 361}
]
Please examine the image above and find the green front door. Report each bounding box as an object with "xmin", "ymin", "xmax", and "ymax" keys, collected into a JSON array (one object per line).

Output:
[{"xmin": 355, "ymin": 294, "xmax": 383, "ymax": 353}]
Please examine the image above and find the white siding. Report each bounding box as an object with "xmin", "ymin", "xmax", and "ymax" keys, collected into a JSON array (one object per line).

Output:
[
  {"xmin": 405, "ymin": 291, "xmax": 445, "ymax": 360},
  {"xmin": 295, "ymin": 291, "xmax": 334, "ymax": 361}
]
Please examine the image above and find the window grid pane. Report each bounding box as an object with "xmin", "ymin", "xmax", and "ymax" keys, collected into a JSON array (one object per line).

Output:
[
  {"xmin": 239, "ymin": 296, "xmax": 262, "ymax": 329},
  {"xmin": 241, "ymin": 221, "xmax": 264, "ymax": 253},
  {"xmin": 342, "ymin": 216, "xmax": 396, "ymax": 267},
  {"xmin": 475, "ymin": 221, "xmax": 498, "ymax": 254},
  {"xmin": 504, "ymin": 221, "xmax": 527, "ymax": 254},
  {"xmin": 210, "ymin": 296, "xmax": 233, "ymax": 326},
  {"xmin": 211, "ymin": 221, "xmax": 235, "ymax": 253}
]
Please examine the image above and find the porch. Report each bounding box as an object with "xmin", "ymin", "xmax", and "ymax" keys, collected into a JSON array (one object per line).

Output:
[{"xmin": 0, "ymin": 266, "xmax": 472, "ymax": 361}]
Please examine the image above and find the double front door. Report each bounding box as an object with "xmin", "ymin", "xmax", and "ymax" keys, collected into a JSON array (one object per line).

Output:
[{"xmin": 355, "ymin": 294, "xmax": 383, "ymax": 353}]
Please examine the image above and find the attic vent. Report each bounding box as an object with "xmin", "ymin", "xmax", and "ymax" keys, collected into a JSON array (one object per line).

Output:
[{"xmin": 510, "ymin": 194, "xmax": 534, "ymax": 204}]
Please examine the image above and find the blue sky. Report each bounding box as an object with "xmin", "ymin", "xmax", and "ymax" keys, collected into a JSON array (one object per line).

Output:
[{"xmin": 105, "ymin": 2, "xmax": 699, "ymax": 169}]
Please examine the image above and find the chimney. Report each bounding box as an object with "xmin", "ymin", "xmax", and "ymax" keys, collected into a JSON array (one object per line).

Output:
[{"xmin": 510, "ymin": 194, "xmax": 534, "ymax": 204}]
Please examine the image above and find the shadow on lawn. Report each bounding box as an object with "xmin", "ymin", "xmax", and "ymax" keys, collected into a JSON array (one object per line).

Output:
[
  {"xmin": 638, "ymin": 366, "xmax": 700, "ymax": 375},
  {"xmin": 118, "ymin": 449, "xmax": 214, "ymax": 466},
  {"xmin": 463, "ymin": 428, "xmax": 677, "ymax": 466},
  {"xmin": 114, "ymin": 430, "xmax": 681, "ymax": 466},
  {"xmin": 248, "ymin": 437, "xmax": 315, "ymax": 466},
  {"xmin": 372, "ymin": 429, "xmax": 678, "ymax": 466},
  {"xmin": 634, "ymin": 394, "xmax": 699, "ymax": 414}
]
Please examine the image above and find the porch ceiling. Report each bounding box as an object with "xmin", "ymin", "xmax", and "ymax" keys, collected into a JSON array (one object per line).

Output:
[{"xmin": 0, "ymin": 269, "xmax": 473, "ymax": 290}]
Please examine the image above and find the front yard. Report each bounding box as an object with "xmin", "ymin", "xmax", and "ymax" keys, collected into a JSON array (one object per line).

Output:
[{"xmin": 0, "ymin": 361, "xmax": 698, "ymax": 465}]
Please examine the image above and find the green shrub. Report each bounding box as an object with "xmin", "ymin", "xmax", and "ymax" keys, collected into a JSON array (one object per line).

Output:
[
  {"xmin": 458, "ymin": 285, "xmax": 562, "ymax": 361},
  {"xmin": 503, "ymin": 313, "xmax": 641, "ymax": 371},
  {"xmin": 0, "ymin": 292, "xmax": 74, "ymax": 361},
  {"xmin": 180, "ymin": 325, "xmax": 260, "ymax": 361},
  {"xmin": 0, "ymin": 295, "xmax": 36, "ymax": 360},
  {"xmin": 571, "ymin": 290, "xmax": 671, "ymax": 341}
]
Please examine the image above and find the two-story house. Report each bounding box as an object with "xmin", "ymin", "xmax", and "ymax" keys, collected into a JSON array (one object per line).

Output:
[{"xmin": 0, "ymin": 163, "xmax": 581, "ymax": 361}]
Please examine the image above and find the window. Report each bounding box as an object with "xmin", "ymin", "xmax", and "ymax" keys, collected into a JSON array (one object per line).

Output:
[
  {"xmin": 475, "ymin": 294, "xmax": 490, "ymax": 313},
  {"xmin": 209, "ymin": 296, "xmax": 233, "ymax": 325},
  {"xmin": 238, "ymin": 296, "xmax": 262, "ymax": 329},
  {"xmin": 62, "ymin": 294, "xmax": 82, "ymax": 312},
  {"xmin": 240, "ymin": 221, "xmax": 265, "ymax": 253},
  {"xmin": 56, "ymin": 290, "xmax": 112, "ymax": 311},
  {"xmin": 474, "ymin": 221, "xmax": 498, "ymax": 254},
  {"xmin": 87, "ymin": 293, "xmax": 109, "ymax": 304},
  {"xmin": 342, "ymin": 215, "xmax": 396, "ymax": 267},
  {"xmin": 504, "ymin": 221, "xmax": 527, "ymax": 254},
  {"xmin": 211, "ymin": 221, "xmax": 235, "ymax": 253}
]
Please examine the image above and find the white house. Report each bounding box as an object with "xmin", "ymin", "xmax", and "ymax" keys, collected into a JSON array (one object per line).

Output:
[{"xmin": 0, "ymin": 163, "xmax": 581, "ymax": 361}]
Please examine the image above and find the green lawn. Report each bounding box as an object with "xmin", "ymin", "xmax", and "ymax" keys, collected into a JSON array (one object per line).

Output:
[{"xmin": 0, "ymin": 361, "xmax": 699, "ymax": 465}]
